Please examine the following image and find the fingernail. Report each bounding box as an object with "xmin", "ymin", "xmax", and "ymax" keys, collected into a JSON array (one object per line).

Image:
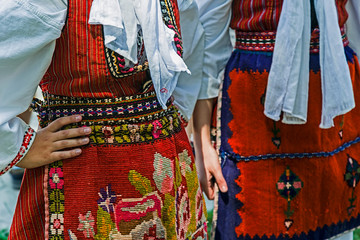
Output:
[
  {"xmin": 222, "ymin": 186, "xmax": 227, "ymax": 192},
  {"xmin": 82, "ymin": 138, "xmax": 89, "ymax": 143},
  {"xmin": 83, "ymin": 127, "xmax": 91, "ymax": 134},
  {"xmin": 75, "ymin": 149, "xmax": 82, "ymax": 154},
  {"xmin": 75, "ymin": 116, "xmax": 81, "ymax": 121}
]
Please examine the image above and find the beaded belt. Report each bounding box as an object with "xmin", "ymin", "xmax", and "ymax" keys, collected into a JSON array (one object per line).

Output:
[
  {"xmin": 33, "ymin": 92, "xmax": 181, "ymax": 145},
  {"xmin": 235, "ymin": 27, "xmax": 349, "ymax": 53}
]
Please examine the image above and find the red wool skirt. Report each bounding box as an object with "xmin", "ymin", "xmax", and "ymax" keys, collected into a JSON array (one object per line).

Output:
[{"xmin": 9, "ymin": 92, "xmax": 207, "ymax": 240}]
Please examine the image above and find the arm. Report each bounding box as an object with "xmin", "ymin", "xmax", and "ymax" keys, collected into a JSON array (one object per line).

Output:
[
  {"xmin": 191, "ymin": 0, "xmax": 232, "ymax": 199},
  {"xmin": 193, "ymin": 99, "xmax": 228, "ymax": 199},
  {"xmin": 0, "ymin": 0, "xmax": 89, "ymax": 175}
]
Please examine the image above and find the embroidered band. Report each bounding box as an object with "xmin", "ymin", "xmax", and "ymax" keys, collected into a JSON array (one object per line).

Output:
[
  {"xmin": 35, "ymin": 91, "xmax": 173, "ymax": 127},
  {"xmin": 235, "ymin": 27, "xmax": 349, "ymax": 53},
  {"xmin": 34, "ymin": 92, "xmax": 182, "ymax": 145}
]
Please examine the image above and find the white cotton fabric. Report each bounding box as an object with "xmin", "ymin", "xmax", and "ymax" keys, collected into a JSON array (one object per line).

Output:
[
  {"xmin": 346, "ymin": 0, "xmax": 360, "ymax": 55},
  {"xmin": 173, "ymin": 0, "xmax": 232, "ymax": 120},
  {"xmin": 89, "ymin": 0, "xmax": 190, "ymax": 109},
  {"xmin": 264, "ymin": 0, "xmax": 355, "ymax": 129},
  {"xmin": 0, "ymin": 0, "xmax": 67, "ymax": 173}
]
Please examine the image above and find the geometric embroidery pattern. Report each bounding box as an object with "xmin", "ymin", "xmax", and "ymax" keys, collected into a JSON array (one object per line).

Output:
[
  {"xmin": 276, "ymin": 167, "xmax": 303, "ymax": 230},
  {"xmin": 0, "ymin": 127, "xmax": 35, "ymax": 176},
  {"xmin": 35, "ymin": 92, "xmax": 174, "ymax": 127}
]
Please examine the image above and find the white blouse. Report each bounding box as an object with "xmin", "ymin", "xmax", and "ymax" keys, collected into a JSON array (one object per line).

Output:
[{"xmin": 0, "ymin": 0, "xmax": 67, "ymax": 174}]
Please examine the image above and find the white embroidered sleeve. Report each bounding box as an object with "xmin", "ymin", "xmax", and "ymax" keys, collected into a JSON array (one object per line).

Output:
[
  {"xmin": 0, "ymin": 0, "xmax": 67, "ymax": 175},
  {"xmin": 196, "ymin": 0, "xmax": 233, "ymax": 100}
]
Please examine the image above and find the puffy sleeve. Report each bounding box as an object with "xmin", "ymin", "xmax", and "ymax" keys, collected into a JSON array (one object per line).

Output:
[
  {"xmin": 0, "ymin": 0, "xmax": 67, "ymax": 175},
  {"xmin": 346, "ymin": 0, "xmax": 360, "ymax": 55},
  {"xmin": 174, "ymin": 0, "xmax": 232, "ymax": 120},
  {"xmin": 196, "ymin": 0, "xmax": 232, "ymax": 99}
]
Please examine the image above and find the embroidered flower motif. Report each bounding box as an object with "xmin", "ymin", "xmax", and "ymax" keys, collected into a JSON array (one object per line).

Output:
[
  {"xmin": 169, "ymin": 116, "xmax": 174, "ymax": 132},
  {"xmin": 344, "ymin": 155, "xmax": 360, "ymax": 188},
  {"xmin": 97, "ymin": 184, "xmax": 117, "ymax": 213},
  {"xmin": 339, "ymin": 129, "xmax": 344, "ymax": 140},
  {"xmin": 276, "ymin": 167, "xmax": 303, "ymax": 201},
  {"xmin": 175, "ymin": 185, "xmax": 191, "ymax": 240},
  {"xmin": 153, "ymin": 153, "xmax": 174, "ymax": 194},
  {"xmin": 49, "ymin": 167, "xmax": 64, "ymax": 189},
  {"xmin": 178, "ymin": 150, "xmax": 192, "ymax": 177},
  {"xmin": 50, "ymin": 213, "xmax": 64, "ymax": 235},
  {"xmin": 128, "ymin": 124, "xmax": 140, "ymax": 142},
  {"xmin": 77, "ymin": 211, "xmax": 95, "ymax": 238},
  {"xmin": 344, "ymin": 154, "xmax": 360, "ymax": 215},
  {"xmin": 102, "ymin": 126, "xmax": 114, "ymax": 143},
  {"xmin": 152, "ymin": 120, "xmax": 162, "ymax": 139},
  {"xmin": 276, "ymin": 167, "xmax": 303, "ymax": 230}
]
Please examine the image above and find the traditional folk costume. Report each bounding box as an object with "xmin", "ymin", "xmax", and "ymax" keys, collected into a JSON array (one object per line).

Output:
[
  {"xmin": 0, "ymin": 0, "xmax": 219, "ymax": 239},
  {"xmin": 211, "ymin": 0, "xmax": 360, "ymax": 239}
]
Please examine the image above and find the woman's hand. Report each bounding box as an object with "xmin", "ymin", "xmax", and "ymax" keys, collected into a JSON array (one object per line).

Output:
[
  {"xmin": 195, "ymin": 141, "xmax": 228, "ymax": 200},
  {"xmin": 192, "ymin": 99, "xmax": 228, "ymax": 200},
  {"xmin": 16, "ymin": 115, "xmax": 91, "ymax": 169}
]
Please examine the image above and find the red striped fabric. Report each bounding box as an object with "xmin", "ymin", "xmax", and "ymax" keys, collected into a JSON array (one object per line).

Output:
[
  {"xmin": 231, "ymin": 0, "xmax": 349, "ymax": 32},
  {"xmin": 9, "ymin": 167, "xmax": 45, "ymax": 239},
  {"xmin": 42, "ymin": 0, "xmax": 180, "ymax": 98}
]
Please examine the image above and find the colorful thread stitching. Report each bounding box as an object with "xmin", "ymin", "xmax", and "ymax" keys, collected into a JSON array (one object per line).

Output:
[
  {"xmin": 0, "ymin": 127, "xmax": 35, "ymax": 176},
  {"xmin": 221, "ymin": 136, "xmax": 360, "ymax": 162}
]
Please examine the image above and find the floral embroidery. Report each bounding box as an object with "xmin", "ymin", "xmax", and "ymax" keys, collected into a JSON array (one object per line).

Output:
[
  {"xmin": 129, "ymin": 170, "xmax": 154, "ymax": 195},
  {"xmin": 97, "ymin": 184, "xmax": 117, "ymax": 213},
  {"xmin": 48, "ymin": 161, "xmax": 65, "ymax": 239},
  {"xmin": 175, "ymin": 185, "xmax": 191, "ymax": 240},
  {"xmin": 169, "ymin": 116, "xmax": 174, "ymax": 131},
  {"xmin": 49, "ymin": 168, "xmax": 64, "ymax": 189},
  {"xmin": 102, "ymin": 126, "xmax": 114, "ymax": 143},
  {"xmin": 178, "ymin": 150, "xmax": 192, "ymax": 177},
  {"xmin": 66, "ymin": 150, "xmax": 206, "ymax": 239},
  {"xmin": 78, "ymin": 211, "xmax": 95, "ymax": 238},
  {"xmin": 63, "ymin": 111, "xmax": 180, "ymax": 145},
  {"xmin": 276, "ymin": 167, "xmax": 303, "ymax": 230},
  {"xmin": 339, "ymin": 115, "xmax": 345, "ymax": 140},
  {"xmin": 129, "ymin": 124, "xmax": 141, "ymax": 142},
  {"xmin": 344, "ymin": 154, "xmax": 360, "ymax": 215},
  {"xmin": 152, "ymin": 120, "xmax": 163, "ymax": 139},
  {"xmin": 271, "ymin": 121, "xmax": 281, "ymax": 149},
  {"xmin": 153, "ymin": 153, "xmax": 174, "ymax": 194},
  {"xmin": 50, "ymin": 213, "xmax": 64, "ymax": 235}
]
